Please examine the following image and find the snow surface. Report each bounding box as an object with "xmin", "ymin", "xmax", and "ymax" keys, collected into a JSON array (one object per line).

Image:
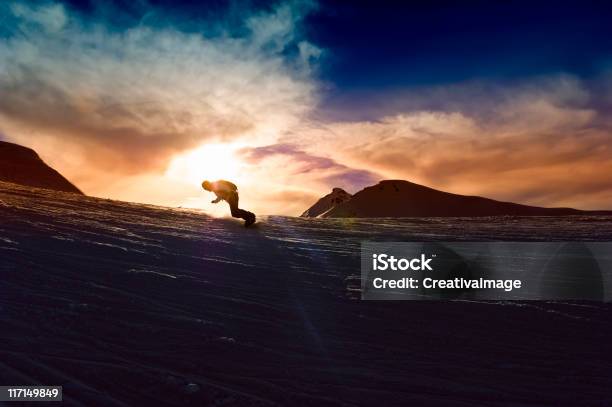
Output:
[{"xmin": 1, "ymin": 181, "xmax": 612, "ymax": 406}]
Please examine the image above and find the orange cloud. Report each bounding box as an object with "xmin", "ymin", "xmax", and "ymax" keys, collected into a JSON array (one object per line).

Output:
[{"xmin": 295, "ymin": 77, "xmax": 612, "ymax": 210}]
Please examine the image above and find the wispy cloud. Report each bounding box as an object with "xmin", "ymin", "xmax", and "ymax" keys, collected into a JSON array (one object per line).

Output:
[
  {"xmin": 240, "ymin": 143, "xmax": 381, "ymax": 190},
  {"xmin": 0, "ymin": 1, "xmax": 320, "ymax": 178}
]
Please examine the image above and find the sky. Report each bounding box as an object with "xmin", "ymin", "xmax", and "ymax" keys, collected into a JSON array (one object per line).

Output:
[{"xmin": 1, "ymin": 0, "xmax": 612, "ymax": 215}]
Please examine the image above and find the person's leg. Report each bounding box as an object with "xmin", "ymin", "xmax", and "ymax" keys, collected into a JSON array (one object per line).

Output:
[
  {"xmin": 235, "ymin": 194, "xmax": 255, "ymax": 224},
  {"xmin": 227, "ymin": 193, "xmax": 251, "ymax": 221}
]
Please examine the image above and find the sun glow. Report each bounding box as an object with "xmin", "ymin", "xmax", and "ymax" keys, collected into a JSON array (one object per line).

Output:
[
  {"xmin": 165, "ymin": 143, "xmax": 245, "ymax": 186},
  {"xmin": 163, "ymin": 142, "xmax": 252, "ymax": 216}
]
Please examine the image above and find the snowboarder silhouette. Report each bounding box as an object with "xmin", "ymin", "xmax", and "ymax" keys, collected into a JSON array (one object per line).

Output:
[{"xmin": 202, "ymin": 180, "xmax": 256, "ymax": 227}]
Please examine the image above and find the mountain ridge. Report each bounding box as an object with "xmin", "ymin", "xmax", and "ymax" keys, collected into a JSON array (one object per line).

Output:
[
  {"xmin": 300, "ymin": 187, "xmax": 352, "ymax": 217},
  {"xmin": 302, "ymin": 180, "xmax": 611, "ymax": 218},
  {"xmin": 0, "ymin": 141, "xmax": 83, "ymax": 194}
]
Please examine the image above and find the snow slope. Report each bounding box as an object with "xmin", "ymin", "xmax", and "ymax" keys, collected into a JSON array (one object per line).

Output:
[{"xmin": 1, "ymin": 181, "xmax": 611, "ymax": 406}]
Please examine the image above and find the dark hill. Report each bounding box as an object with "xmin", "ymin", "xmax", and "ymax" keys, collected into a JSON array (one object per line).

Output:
[
  {"xmin": 0, "ymin": 141, "xmax": 83, "ymax": 194},
  {"xmin": 303, "ymin": 180, "xmax": 609, "ymax": 218}
]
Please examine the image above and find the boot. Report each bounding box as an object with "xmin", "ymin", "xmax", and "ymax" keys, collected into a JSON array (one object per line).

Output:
[{"xmin": 244, "ymin": 212, "xmax": 256, "ymax": 227}]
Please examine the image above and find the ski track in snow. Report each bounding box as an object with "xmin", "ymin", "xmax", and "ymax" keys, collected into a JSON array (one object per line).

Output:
[{"xmin": 1, "ymin": 181, "xmax": 612, "ymax": 406}]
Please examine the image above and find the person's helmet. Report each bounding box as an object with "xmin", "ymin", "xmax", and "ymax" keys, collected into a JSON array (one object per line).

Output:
[{"xmin": 202, "ymin": 180, "xmax": 212, "ymax": 191}]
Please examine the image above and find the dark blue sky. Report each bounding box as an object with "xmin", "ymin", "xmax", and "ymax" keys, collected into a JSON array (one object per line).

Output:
[{"xmin": 306, "ymin": 1, "xmax": 612, "ymax": 90}]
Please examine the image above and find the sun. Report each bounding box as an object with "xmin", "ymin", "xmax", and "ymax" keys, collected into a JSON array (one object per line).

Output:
[{"xmin": 164, "ymin": 143, "xmax": 245, "ymax": 186}]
